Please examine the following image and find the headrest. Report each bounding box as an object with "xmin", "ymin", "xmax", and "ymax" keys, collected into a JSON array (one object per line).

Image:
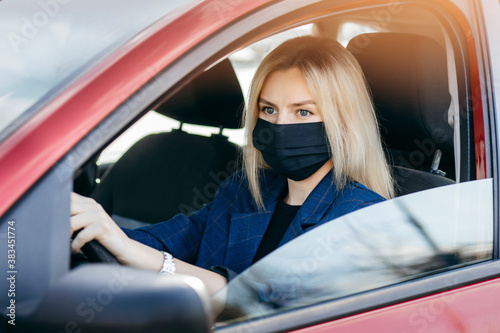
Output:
[
  {"xmin": 155, "ymin": 59, "xmax": 244, "ymax": 129},
  {"xmin": 346, "ymin": 33, "xmax": 453, "ymax": 152}
]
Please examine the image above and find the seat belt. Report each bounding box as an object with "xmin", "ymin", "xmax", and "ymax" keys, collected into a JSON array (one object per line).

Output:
[{"xmin": 430, "ymin": 149, "xmax": 446, "ymax": 177}]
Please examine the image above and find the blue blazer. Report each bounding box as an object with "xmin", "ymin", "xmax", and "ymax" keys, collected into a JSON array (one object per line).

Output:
[{"xmin": 122, "ymin": 169, "xmax": 384, "ymax": 274}]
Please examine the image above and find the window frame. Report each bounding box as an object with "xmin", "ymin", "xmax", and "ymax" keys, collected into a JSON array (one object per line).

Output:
[
  {"xmin": 472, "ymin": 0, "xmax": 500, "ymax": 261},
  {"xmin": 0, "ymin": 159, "xmax": 72, "ymax": 306},
  {"xmin": 61, "ymin": 0, "xmax": 500, "ymax": 332}
]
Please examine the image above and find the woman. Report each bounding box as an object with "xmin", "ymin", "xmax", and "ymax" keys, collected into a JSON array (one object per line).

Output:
[{"xmin": 70, "ymin": 36, "xmax": 394, "ymax": 296}]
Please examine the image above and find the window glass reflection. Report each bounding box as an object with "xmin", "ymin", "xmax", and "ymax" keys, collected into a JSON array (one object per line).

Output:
[{"xmin": 217, "ymin": 179, "xmax": 493, "ymax": 324}]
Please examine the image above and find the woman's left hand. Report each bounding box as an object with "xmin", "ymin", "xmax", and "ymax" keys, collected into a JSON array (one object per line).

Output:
[{"xmin": 70, "ymin": 192, "xmax": 130, "ymax": 261}]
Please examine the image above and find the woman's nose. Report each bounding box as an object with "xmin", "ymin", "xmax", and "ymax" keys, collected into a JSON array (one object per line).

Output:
[{"xmin": 276, "ymin": 112, "xmax": 290, "ymax": 125}]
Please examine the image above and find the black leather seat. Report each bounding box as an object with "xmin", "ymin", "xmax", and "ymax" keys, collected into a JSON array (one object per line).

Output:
[
  {"xmin": 347, "ymin": 33, "xmax": 455, "ymax": 196},
  {"xmin": 91, "ymin": 59, "xmax": 244, "ymax": 227}
]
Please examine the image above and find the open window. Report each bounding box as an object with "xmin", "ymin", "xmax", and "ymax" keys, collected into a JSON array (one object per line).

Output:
[
  {"xmin": 71, "ymin": 1, "xmax": 494, "ymax": 331},
  {"xmin": 2, "ymin": 0, "xmax": 496, "ymax": 332}
]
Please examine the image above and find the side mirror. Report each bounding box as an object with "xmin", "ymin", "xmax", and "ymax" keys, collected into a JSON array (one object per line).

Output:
[{"xmin": 15, "ymin": 265, "xmax": 212, "ymax": 333}]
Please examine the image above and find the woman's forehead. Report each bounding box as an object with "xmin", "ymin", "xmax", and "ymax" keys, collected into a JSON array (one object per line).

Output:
[{"xmin": 260, "ymin": 68, "xmax": 315, "ymax": 103}]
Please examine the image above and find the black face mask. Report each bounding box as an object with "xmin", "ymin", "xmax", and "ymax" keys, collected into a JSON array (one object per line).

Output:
[{"xmin": 252, "ymin": 118, "xmax": 331, "ymax": 181}]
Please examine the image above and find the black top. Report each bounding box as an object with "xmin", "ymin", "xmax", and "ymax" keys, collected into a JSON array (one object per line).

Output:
[{"xmin": 252, "ymin": 192, "xmax": 301, "ymax": 264}]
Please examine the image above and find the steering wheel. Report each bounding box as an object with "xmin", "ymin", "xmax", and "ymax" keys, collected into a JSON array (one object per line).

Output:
[{"xmin": 72, "ymin": 229, "xmax": 119, "ymax": 264}]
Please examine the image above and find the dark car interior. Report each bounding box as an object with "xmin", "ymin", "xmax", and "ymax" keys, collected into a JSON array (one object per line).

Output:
[
  {"xmin": 74, "ymin": 22, "xmax": 464, "ymax": 228},
  {"xmin": 89, "ymin": 59, "xmax": 244, "ymax": 228},
  {"xmin": 346, "ymin": 32, "xmax": 456, "ymax": 196}
]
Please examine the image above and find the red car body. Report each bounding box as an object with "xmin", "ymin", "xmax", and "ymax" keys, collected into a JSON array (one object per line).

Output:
[{"xmin": 1, "ymin": 0, "xmax": 499, "ymax": 332}]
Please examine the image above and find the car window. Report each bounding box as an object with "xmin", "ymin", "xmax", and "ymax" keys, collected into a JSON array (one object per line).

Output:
[
  {"xmin": 216, "ymin": 179, "xmax": 493, "ymax": 325},
  {"xmin": 229, "ymin": 24, "xmax": 313, "ymax": 101},
  {"xmin": 97, "ymin": 25, "xmax": 314, "ymax": 166},
  {"xmin": 97, "ymin": 111, "xmax": 244, "ymax": 166},
  {"xmin": 0, "ymin": 0, "xmax": 199, "ymax": 142},
  {"xmin": 337, "ymin": 22, "xmax": 377, "ymax": 47}
]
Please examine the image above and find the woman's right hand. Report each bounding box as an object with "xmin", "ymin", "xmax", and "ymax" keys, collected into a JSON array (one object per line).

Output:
[
  {"xmin": 70, "ymin": 192, "xmax": 228, "ymax": 296},
  {"xmin": 70, "ymin": 192, "xmax": 130, "ymax": 262}
]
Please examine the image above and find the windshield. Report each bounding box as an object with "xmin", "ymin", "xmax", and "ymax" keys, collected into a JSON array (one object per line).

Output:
[
  {"xmin": 216, "ymin": 179, "xmax": 493, "ymax": 325},
  {"xmin": 0, "ymin": 0, "xmax": 199, "ymax": 141}
]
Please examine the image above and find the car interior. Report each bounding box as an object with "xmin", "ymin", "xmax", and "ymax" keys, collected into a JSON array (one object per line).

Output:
[
  {"xmin": 346, "ymin": 32, "xmax": 456, "ymax": 196},
  {"xmin": 72, "ymin": 4, "xmax": 471, "ymax": 231},
  {"xmin": 89, "ymin": 59, "xmax": 244, "ymax": 228}
]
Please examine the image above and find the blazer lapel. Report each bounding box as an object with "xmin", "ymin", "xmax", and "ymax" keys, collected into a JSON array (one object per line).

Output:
[
  {"xmin": 223, "ymin": 170, "xmax": 340, "ymax": 272},
  {"xmin": 224, "ymin": 171, "xmax": 287, "ymax": 273},
  {"xmin": 279, "ymin": 171, "xmax": 339, "ymax": 246},
  {"xmin": 224, "ymin": 210, "xmax": 273, "ymax": 273}
]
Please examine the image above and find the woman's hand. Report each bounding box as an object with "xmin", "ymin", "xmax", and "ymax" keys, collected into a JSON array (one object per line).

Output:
[
  {"xmin": 70, "ymin": 192, "xmax": 130, "ymax": 261},
  {"xmin": 70, "ymin": 192, "xmax": 227, "ymax": 295}
]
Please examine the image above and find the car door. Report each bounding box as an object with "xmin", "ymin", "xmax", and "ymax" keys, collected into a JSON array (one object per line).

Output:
[
  {"xmin": 214, "ymin": 0, "xmax": 500, "ymax": 332},
  {"xmin": 1, "ymin": 0, "xmax": 499, "ymax": 332}
]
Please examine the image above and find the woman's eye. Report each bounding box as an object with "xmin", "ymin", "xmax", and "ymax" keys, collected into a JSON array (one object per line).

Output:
[
  {"xmin": 261, "ymin": 106, "xmax": 276, "ymax": 115},
  {"xmin": 298, "ymin": 109, "xmax": 311, "ymax": 117}
]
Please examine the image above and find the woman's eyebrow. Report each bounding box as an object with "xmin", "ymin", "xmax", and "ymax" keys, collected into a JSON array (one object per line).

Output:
[
  {"xmin": 290, "ymin": 100, "xmax": 316, "ymax": 107},
  {"xmin": 258, "ymin": 98, "xmax": 278, "ymax": 108},
  {"xmin": 259, "ymin": 98, "xmax": 316, "ymax": 107}
]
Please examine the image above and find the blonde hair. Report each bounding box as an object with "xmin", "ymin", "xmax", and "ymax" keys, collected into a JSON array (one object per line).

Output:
[{"xmin": 243, "ymin": 36, "xmax": 394, "ymax": 209}]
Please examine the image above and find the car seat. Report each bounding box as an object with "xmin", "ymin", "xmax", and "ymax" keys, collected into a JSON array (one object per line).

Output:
[
  {"xmin": 346, "ymin": 33, "xmax": 455, "ymax": 196},
  {"xmin": 91, "ymin": 59, "xmax": 244, "ymax": 227}
]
